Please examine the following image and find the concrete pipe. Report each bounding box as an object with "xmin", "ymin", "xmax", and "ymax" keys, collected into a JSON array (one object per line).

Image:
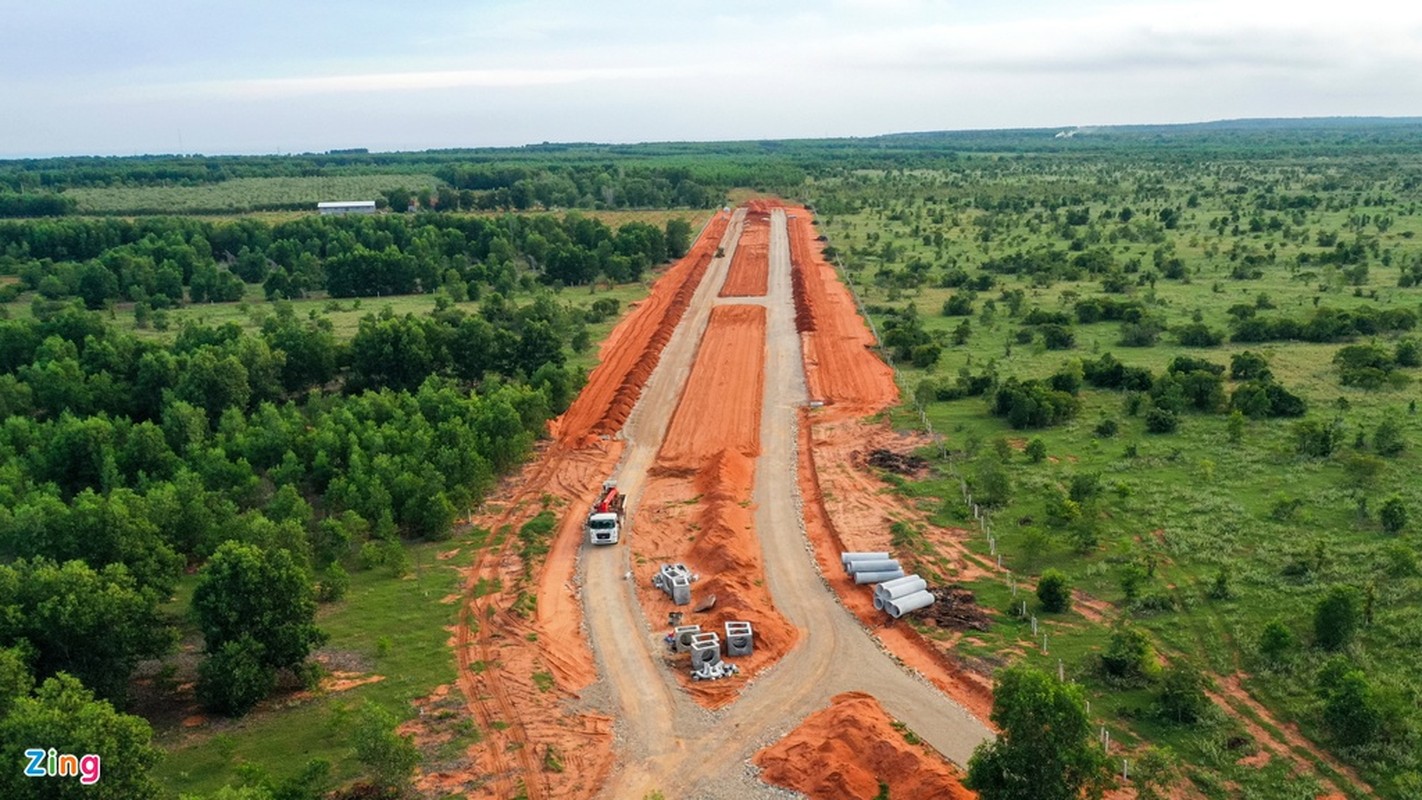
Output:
[
  {"xmin": 854, "ymin": 569, "xmax": 906, "ymax": 585},
  {"xmin": 845, "ymin": 558, "xmax": 900, "ymax": 575},
  {"xmin": 886, "ymin": 590, "xmax": 936, "ymax": 619},
  {"xmin": 877, "ymin": 574, "xmax": 924, "ymax": 594},
  {"xmin": 874, "ymin": 576, "xmax": 928, "ymax": 602},
  {"xmin": 872, "ymin": 594, "xmax": 886, "ymax": 611},
  {"xmin": 841, "ymin": 551, "xmax": 890, "ymax": 569}
]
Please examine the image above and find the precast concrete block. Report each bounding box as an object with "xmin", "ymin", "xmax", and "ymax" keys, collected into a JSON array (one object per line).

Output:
[
  {"xmin": 690, "ymin": 635, "xmax": 722, "ymax": 670},
  {"xmin": 724, "ymin": 621, "xmax": 753, "ymax": 656},
  {"xmin": 673, "ymin": 625, "xmax": 702, "ymax": 653},
  {"xmin": 669, "ymin": 574, "xmax": 691, "ymax": 605}
]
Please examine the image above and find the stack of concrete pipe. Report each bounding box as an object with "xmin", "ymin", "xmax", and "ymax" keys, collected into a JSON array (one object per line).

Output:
[
  {"xmin": 841, "ymin": 551, "xmax": 905, "ymax": 584},
  {"xmin": 874, "ymin": 575, "xmax": 935, "ymax": 618}
]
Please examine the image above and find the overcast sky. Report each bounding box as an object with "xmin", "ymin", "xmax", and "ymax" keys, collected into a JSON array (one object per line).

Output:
[{"xmin": 3, "ymin": 0, "xmax": 1421, "ymax": 158}]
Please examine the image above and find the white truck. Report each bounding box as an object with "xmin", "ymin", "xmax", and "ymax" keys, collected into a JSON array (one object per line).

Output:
[{"xmin": 586, "ymin": 480, "xmax": 626, "ymax": 545}]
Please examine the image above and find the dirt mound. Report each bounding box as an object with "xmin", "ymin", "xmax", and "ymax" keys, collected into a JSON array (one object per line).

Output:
[
  {"xmin": 755, "ymin": 692, "xmax": 975, "ymax": 800},
  {"xmin": 553, "ymin": 212, "xmax": 730, "ymax": 446},
  {"xmin": 656, "ymin": 304, "xmax": 766, "ymax": 469},
  {"xmin": 633, "ymin": 445, "xmax": 797, "ymax": 709},
  {"xmin": 784, "ymin": 206, "xmax": 897, "ymax": 412},
  {"xmin": 721, "ymin": 209, "xmax": 769, "ymax": 296}
]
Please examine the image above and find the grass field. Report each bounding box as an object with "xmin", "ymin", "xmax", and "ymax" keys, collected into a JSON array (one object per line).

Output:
[
  {"xmin": 65, "ymin": 175, "xmax": 447, "ymax": 215},
  {"xmin": 150, "ymin": 534, "xmax": 482, "ymax": 798},
  {"xmin": 813, "ymin": 156, "xmax": 1422, "ymax": 796}
]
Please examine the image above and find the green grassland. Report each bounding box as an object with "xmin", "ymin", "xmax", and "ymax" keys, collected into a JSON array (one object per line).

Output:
[
  {"xmin": 812, "ymin": 152, "xmax": 1422, "ymax": 797},
  {"xmin": 65, "ymin": 174, "xmax": 448, "ymax": 215},
  {"xmin": 149, "ymin": 535, "xmax": 482, "ymax": 798}
]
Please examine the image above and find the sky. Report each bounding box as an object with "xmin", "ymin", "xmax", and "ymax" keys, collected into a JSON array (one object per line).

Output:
[{"xmin": 3, "ymin": 0, "xmax": 1421, "ymax": 158}]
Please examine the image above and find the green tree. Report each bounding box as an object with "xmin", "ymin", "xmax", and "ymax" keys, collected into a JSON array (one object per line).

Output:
[
  {"xmin": 0, "ymin": 559, "xmax": 170, "ymax": 701},
  {"xmin": 193, "ymin": 542, "xmax": 325, "ymax": 674},
  {"xmin": 1156, "ymin": 662, "xmax": 1209, "ymax": 724},
  {"xmin": 0, "ymin": 674, "xmax": 161, "ymax": 800},
  {"xmin": 196, "ymin": 635, "xmax": 275, "ymax": 717},
  {"xmin": 1374, "ymin": 417, "xmax": 1406, "ymax": 456},
  {"xmin": 965, "ymin": 664, "xmax": 1109, "ymax": 800},
  {"xmin": 1036, "ymin": 569, "xmax": 1071, "ymax": 613},
  {"xmin": 1380, "ymin": 496, "xmax": 1408, "ymax": 534},
  {"xmin": 1024, "ymin": 438, "xmax": 1047, "ymax": 463},
  {"xmin": 1314, "ymin": 585, "xmax": 1361, "ymax": 651},
  {"xmin": 1100, "ymin": 624, "xmax": 1160, "ymax": 684},
  {"xmin": 351, "ymin": 701, "xmax": 420, "ymax": 790}
]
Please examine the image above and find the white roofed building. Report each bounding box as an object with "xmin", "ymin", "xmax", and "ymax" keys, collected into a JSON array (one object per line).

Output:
[{"xmin": 317, "ymin": 201, "xmax": 377, "ymax": 215}]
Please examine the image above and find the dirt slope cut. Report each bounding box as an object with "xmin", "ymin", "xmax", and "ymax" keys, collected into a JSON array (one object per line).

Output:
[
  {"xmin": 755, "ymin": 691, "xmax": 976, "ymax": 800},
  {"xmin": 785, "ymin": 206, "xmax": 897, "ymax": 412},
  {"xmin": 552, "ymin": 211, "xmax": 731, "ymax": 446}
]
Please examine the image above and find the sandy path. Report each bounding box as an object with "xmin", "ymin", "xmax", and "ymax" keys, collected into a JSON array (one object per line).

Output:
[{"xmin": 592, "ymin": 207, "xmax": 992, "ymax": 798}]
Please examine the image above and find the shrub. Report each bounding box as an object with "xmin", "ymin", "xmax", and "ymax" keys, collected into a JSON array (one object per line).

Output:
[
  {"xmin": 1037, "ymin": 569, "xmax": 1072, "ymax": 613},
  {"xmin": 911, "ymin": 343, "xmax": 943, "ymax": 368},
  {"xmin": 1230, "ymin": 351, "xmax": 1273, "ymax": 381},
  {"xmin": 942, "ymin": 293, "xmax": 975, "ymax": 316},
  {"xmin": 1314, "ymin": 585, "xmax": 1361, "ymax": 651},
  {"xmin": 197, "ymin": 636, "xmax": 276, "ymax": 717},
  {"xmin": 1100, "ymin": 624, "xmax": 1160, "ymax": 684},
  {"xmin": 1025, "ymin": 438, "xmax": 1047, "ymax": 463},
  {"xmin": 1380, "ymin": 497, "xmax": 1408, "ymax": 534},
  {"xmin": 1144, "ymin": 406, "xmax": 1178, "ymax": 433},
  {"xmin": 1094, "ymin": 418, "xmax": 1119, "ymax": 437},
  {"xmin": 1258, "ymin": 619, "xmax": 1296, "ymax": 665},
  {"xmin": 1175, "ymin": 323, "xmax": 1223, "ymax": 347},
  {"xmin": 1157, "ymin": 662, "xmax": 1209, "ymax": 724}
]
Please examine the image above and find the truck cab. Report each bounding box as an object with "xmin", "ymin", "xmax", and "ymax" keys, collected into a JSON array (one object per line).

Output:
[
  {"xmin": 586, "ymin": 480, "xmax": 625, "ymax": 545},
  {"xmin": 586, "ymin": 512, "xmax": 620, "ymax": 545}
]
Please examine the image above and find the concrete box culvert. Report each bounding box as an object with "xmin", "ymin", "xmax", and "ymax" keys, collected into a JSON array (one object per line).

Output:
[
  {"xmin": 845, "ymin": 559, "xmax": 900, "ymax": 575},
  {"xmin": 841, "ymin": 551, "xmax": 890, "ymax": 570},
  {"xmin": 674, "ymin": 624, "xmax": 702, "ymax": 653},
  {"xmin": 853, "ymin": 568, "xmax": 906, "ymax": 585},
  {"xmin": 886, "ymin": 590, "xmax": 935, "ymax": 619},
  {"xmin": 874, "ymin": 575, "xmax": 927, "ymax": 602},
  {"xmin": 690, "ymin": 641, "xmax": 722, "ymax": 670},
  {"xmin": 669, "ymin": 574, "xmax": 692, "ymax": 605},
  {"xmin": 724, "ymin": 621, "xmax": 753, "ymax": 656}
]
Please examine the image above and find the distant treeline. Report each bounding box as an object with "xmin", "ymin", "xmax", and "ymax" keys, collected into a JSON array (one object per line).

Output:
[{"xmin": 0, "ymin": 212, "xmax": 695, "ymax": 307}]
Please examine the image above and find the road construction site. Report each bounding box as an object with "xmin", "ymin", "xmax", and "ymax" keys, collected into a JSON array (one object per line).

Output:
[{"xmin": 443, "ymin": 201, "xmax": 994, "ymax": 800}]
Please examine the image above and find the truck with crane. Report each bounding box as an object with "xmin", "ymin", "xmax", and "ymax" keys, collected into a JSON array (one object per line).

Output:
[{"xmin": 586, "ymin": 480, "xmax": 625, "ymax": 545}]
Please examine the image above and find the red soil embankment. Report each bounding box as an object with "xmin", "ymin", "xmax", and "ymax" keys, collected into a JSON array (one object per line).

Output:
[
  {"xmin": 656, "ymin": 304, "xmax": 766, "ymax": 469},
  {"xmin": 553, "ymin": 211, "xmax": 730, "ymax": 447},
  {"xmin": 785, "ymin": 206, "xmax": 897, "ymax": 412},
  {"xmin": 787, "ymin": 205, "xmax": 995, "ymax": 722},
  {"xmin": 755, "ymin": 692, "xmax": 976, "ymax": 800},
  {"xmin": 720, "ymin": 209, "xmax": 769, "ymax": 296}
]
